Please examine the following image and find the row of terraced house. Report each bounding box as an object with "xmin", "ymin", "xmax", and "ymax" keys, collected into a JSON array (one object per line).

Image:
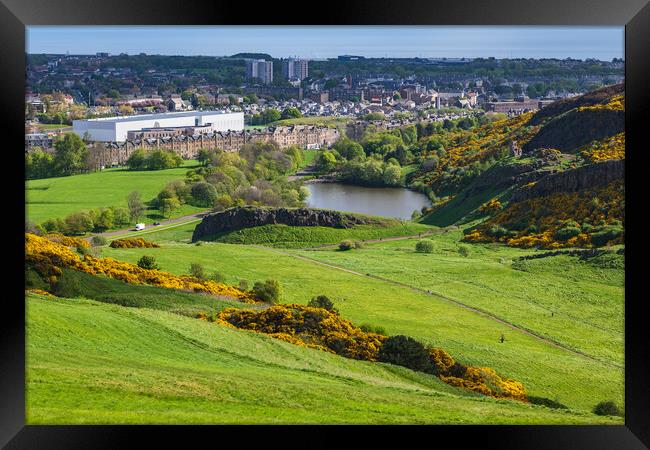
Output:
[{"xmin": 91, "ymin": 125, "xmax": 340, "ymax": 167}]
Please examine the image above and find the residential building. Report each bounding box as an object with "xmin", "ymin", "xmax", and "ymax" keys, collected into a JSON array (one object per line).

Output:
[
  {"xmin": 246, "ymin": 59, "xmax": 273, "ymax": 85},
  {"xmin": 282, "ymin": 58, "xmax": 309, "ymax": 80}
]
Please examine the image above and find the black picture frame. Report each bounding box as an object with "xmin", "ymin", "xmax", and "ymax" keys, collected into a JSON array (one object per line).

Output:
[{"xmin": 2, "ymin": 0, "xmax": 648, "ymax": 448}]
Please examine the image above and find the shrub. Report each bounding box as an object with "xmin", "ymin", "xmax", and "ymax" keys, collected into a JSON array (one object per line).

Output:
[
  {"xmin": 358, "ymin": 323, "xmax": 387, "ymax": 336},
  {"xmin": 252, "ymin": 279, "xmax": 282, "ymax": 303},
  {"xmin": 91, "ymin": 236, "xmax": 108, "ymax": 247},
  {"xmin": 593, "ymin": 401, "xmax": 622, "ymax": 416},
  {"xmin": 338, "ymin": 240, "xmax": 355, "ymax": 251},
  {"xmin": 590, "ymin": 224, "xmax": 624, "ymax": 247},
  {"xmin": 189, "ymin": 263, "xmax": 206, "ymax": 280},
  {"xmin": 238, "ymin": 279, "xmax": 249, "ymax": 291},
  {"xmin": 307, "ymin": 295, "xmax": 338, "ymax": 313},
  {"xmin": 354, "ymin": 240, "xmax": 364, "ymax": 249},
  {"xmin": 210, "ymin": 271, "xmax": 225, "ymax": 283},
  {"xmin": 554, "ymin": 225, "xmax": 581, "ymax": 241},
  {"xmin": 528, "ymin": 396, "xmax": 568, "ymax": 410},
  {"xmin": 109, "ymin": 237, "xmax": 160, "ymax": 248},
  {"xmin": 457, "ymin": 245, "xmax": 470, "ymax": 257},
  {"xmin": 137, "ymin": 255, "xmax": 160, "ymax": 270},
  {"xmin": 415, "ymin": 240, "xmax": 434, "ymax": 253},
  {"xmin": 377, "ymin": 335, "xmax": 432, "ymax": 373}
]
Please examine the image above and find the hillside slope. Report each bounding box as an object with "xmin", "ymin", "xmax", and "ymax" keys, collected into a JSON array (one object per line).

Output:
[
  {"xmin": 26, "ymin": 293, "xmax": 618, "ymax": 424},
  {"xmin": 417, "ymin": 84, "xmax": 624, "ymax": 248}
]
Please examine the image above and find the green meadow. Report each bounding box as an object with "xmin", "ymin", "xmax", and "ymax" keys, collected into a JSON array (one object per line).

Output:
[
  {"xmin": 101, "ymin": 233, "xmax": 624, "ymax": 413},
  {"xmin": 26, "ymin": 160, "xmax": 202, "ymax": 224},
  {"xmin": 26, "ymin": 293, "xmax": 619, "ymax": 424}
]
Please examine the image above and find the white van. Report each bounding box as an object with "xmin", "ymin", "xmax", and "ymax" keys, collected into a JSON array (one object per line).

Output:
[{"xmin": 135, "ymin": 223, "xmax": 145, "ymax": 231}]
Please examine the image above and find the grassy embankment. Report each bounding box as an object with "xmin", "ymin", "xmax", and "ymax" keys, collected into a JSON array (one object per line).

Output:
[
  {"xmin": 26, "ymin": 160, "xmax": 203, "ymax": 225},
  {"xmin": 101, "ymin": 227, "xmax": 624, "ymax": 413},
  {"xmin": 26, "ymin": 292, "xmax": 619, "ymax": 424}
]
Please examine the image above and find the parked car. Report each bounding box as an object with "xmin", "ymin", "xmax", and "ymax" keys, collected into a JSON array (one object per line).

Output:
[{"xmin": 135, "ymin": 223, "xmax": 145, "ymax": 231}]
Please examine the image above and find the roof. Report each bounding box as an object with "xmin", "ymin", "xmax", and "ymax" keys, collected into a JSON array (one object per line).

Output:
[{"xmin": 76, "ymin": 110, "xmax": 241, "ymax": 124}]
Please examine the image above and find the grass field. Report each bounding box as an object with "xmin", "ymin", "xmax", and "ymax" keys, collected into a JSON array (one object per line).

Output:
[
  {"xmin": 102, "ymin": 236, "xmax": 624, "ymax": 413},
  {"xmin": 26, "ymin": 293, "xmax": 619, "ymax": 424},
  {"xmin": 26, "ymin": 160, "xmax": 202, "ymax": 224}
]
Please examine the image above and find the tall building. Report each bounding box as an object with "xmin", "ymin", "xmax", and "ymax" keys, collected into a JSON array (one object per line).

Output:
[
  {"xmin": 246, "ymin": 59, "xmax": 273, "ymax": 85},
  {"xmin": 282, "ymin": 58, "xmax": 309, "ymax": 81}
]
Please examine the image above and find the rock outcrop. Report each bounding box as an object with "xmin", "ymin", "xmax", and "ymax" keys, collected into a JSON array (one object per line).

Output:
[
  {"xmin": 510, "ymin": 159, "xmax": 624, "ymax": 202},
  {"xmin": 191, "ymin": 206, "xmax": 383, "ymax": 242}
]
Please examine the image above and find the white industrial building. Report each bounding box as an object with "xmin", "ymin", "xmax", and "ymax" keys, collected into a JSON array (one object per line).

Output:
[{"xmin": 73, "ymin": 110, "xmax": 244, "ymax": 142}]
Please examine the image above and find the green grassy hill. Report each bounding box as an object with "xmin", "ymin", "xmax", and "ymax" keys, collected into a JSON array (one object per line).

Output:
[
  {"xmin": 26, "ymin": 293, "xmax": 618, "ymax": 424},
  {"xmin": 101, "ymin": 234, "xmax": 624, "ymax": 413},
  {"xmin": 26, "ymin": 160, "xmax": 202, "ymax": 224}
]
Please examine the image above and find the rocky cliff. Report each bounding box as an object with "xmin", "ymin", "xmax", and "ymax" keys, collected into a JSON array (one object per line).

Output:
[
  {"xmin": 510, "ymin": 159, "xmax": 624, "ymax": 202},
  {"xmin": 191, "ymin": 206, "xmax": 382, "ymax": 242}
]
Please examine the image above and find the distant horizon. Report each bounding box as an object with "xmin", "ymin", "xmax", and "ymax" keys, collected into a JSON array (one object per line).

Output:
[{"xmin": 26, "ymin": 26, "xmax": 624, "ymax": 61}]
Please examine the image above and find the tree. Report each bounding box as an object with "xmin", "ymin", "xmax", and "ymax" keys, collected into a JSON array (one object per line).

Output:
[
  {"xmin": 126, "ymin": 149, "xmax": 148, "ymax": 170},
  {"xmin": 53, "ymin": 133, "xmax": 89, "ymax": 176},
  {"xmin": 317, "ymin": 151, "xmax": 337, "ymax": 172},
  {"xmin": 137, "ymin": 255, "xmax": 160, "ymax": 270},
  {"xmin": 160, "ymin": 197, "xmax": 181, "ymax": 218},
  {"xmin": 127, "ymin": 191, "xmax": 145, "ymax": 222},
  {"xmin": 197, "ymin": 148, "xmax": 213, "ymax": 166},
  {"xmin": 64, "ymin": 212, "xmax": 94, "ymax": 235},
  {"xmin": 190, "ymin": 182, "xmax": 218, "ymax": 207},
  {"xmin": 307, "ymin": 295, "xmax": 338, "ymax": 313},
  {"xmin": 281, "ymin": 107, "xmax": 302, "ymax": 120},
  {"xmin": 382, "ymin": 165, "xmax": 402, "ymax": 186},
  {"xmin": 94, "ymin": 208, "xmax": 114, "ymax": 232},
  {"xmin": 252, "ymin": 279, "xmax": 282, "ymax": 303}
]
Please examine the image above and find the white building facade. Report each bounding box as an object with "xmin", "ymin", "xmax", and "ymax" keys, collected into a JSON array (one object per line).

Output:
[{"xmin": 73, "ymin": 111, "xmax": 244, "ymax": 142}]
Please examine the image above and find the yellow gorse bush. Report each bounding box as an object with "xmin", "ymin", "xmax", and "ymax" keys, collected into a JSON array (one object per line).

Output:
[
  {"xmin": 209, "ymin": 305, "xmax": 527, "ymax": 401},
  {"xmin": 463, "ymin": 180, "xmax": 624, "ymax": 249},
  {"xmin": 25, "ymin": 233, "xmax": 256, "ymax": 302},
  {"xmin": 580, "ymin": 132, "xmax": 625, "ymax": 163},
  {"xmin": 214, "ymin": 304, "xmax": 388, "ymax": 361},
  {"xmin": 43, "ymin": 233, "xmax": 90, "ymax": 249},
  {"xmin": 109, "ymin": 237, "xmax": 161, "ymax": 248}
]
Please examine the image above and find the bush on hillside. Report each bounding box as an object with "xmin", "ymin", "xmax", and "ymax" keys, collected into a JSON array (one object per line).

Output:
[
  {"xmin": 593, "ymin": 401, "xmax": 622, "ymax": 416},
  {"xmin": 109, "ymin": 237, "xmax": 160, "ymax": 248},
  {"xmin": 338, "ymin": 240, "xmax": 355, "ymax": 251},
  {"xmin": 377, "ymin": 335, "xmax": 432, "ymax": 373},
  {"xmin": 238, "ymin": 279, "xmax": 250, "ymax": 291},
  {"xmin": 307, "ymin": 295, "xmax": 338, "ymax": 313},
  {"xmin": 358, "ymin": 323, "xmax": 387, "ymax": 336},
  {"xmin": 457, "ymin": 245, "xmax": 470, "ymax": 257},
  {"xmin": 91, "ymin": 236, "xmax": 107, "ymax": 247},
  {"xmin": 210, "ymin": 272, "xmax": 226, "ymax": 283},
  {"xmin": 189, "ymin": 263, "xmax": 206, "ymax": 280},
  {"xmin": 252, "ymin": 279, "xmax": 282, "ymax": 303},
  {"xmin": 528, "ymin": 396, "xmax": 568, "ymax": 410},
  {"xmin": 137, "ymin": 255, "xmax": 160, "ymax": 270},
  {"xmin": 415, "ymin": 240, "xmax": 434, "ymax": 253}
]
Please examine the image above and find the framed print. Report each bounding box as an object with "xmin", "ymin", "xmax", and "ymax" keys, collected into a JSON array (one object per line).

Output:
[{"xmin": 1, "ymin": 0, "xmax": 648, "ymax": 447}]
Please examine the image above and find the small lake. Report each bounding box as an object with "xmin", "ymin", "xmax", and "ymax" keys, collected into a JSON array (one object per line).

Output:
[{"xmin": 306, "ymin": 183, "xmax": 431, "ymax": 220}]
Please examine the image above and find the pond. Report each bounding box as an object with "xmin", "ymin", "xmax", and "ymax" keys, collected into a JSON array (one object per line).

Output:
[{"xmin": 305, "ymin": 183, "xmax": 431, "ymax": 220}]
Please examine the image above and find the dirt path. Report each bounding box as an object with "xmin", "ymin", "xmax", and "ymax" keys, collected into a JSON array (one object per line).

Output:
[
  {"xmin": 255, "ymin": 245, "xmax": 622, "ymax": 369},
  {"xmin": 303, "ymin": 229, "xmax": 440, "ymax": 250}
]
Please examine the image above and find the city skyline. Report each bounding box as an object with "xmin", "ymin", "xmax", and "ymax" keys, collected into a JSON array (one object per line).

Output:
[{"xmin": 27, "ymin": 26, "xmax": 624, "ymax": 61}]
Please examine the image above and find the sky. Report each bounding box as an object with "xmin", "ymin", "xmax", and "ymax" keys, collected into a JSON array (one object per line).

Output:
[{"xmin": 26, "ymin": 26, "xmax": 624, "ymax": 60}]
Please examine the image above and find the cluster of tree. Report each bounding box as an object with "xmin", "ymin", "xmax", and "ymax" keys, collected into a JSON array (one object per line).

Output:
[
  {"xmin": 249, "ymin": 108, "xmax": 281, "ymax": 125},
  {"xmin": 26, "ymin": 133, "xmax": 90, "ymax": 179},
  {"xmin": 126, "ymin": 149, "xmax": 184, "ymax": 171},
  {"xmin": 33, "ymin": 191, "xmax": 147, "ymax": 236},
  {"xmin": 152, "ymin": 142, "xmax": 309, "ymax": 217}
]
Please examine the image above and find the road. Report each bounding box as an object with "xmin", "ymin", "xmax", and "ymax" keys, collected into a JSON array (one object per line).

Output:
[{"xmin": 89, "ymin": 210, "xmax": 210, "ymax": 241}]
